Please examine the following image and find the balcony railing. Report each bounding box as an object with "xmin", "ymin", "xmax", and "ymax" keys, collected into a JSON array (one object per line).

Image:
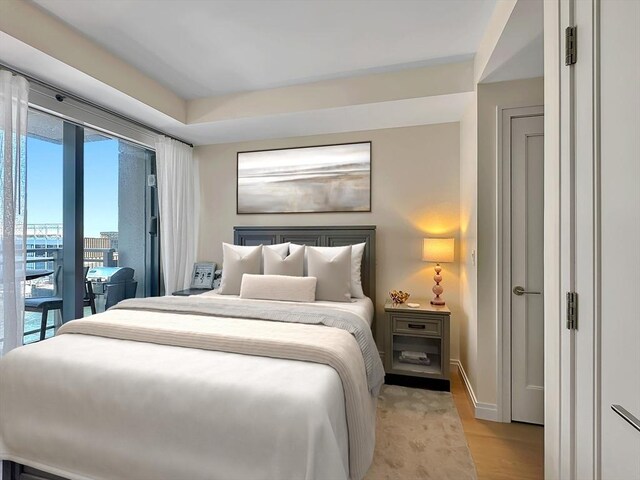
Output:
[{"xmin": 26, "ymin": 247, "xmax": 118, "ymax": 270}]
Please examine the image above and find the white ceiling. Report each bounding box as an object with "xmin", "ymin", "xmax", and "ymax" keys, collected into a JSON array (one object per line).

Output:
[
  {"xmin": 479, "ymin": 0, "xmax": 543, "ymax": 83},
  {"xmin": 1, "ymin": 29, "xmax": 474, "ymax": 145},
  {"xmin": 32, "ymin": 0, "xmax": 496, "ymax": 100}
]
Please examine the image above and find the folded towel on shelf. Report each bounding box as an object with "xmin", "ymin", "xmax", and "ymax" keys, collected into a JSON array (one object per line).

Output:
[
  {"xmin": 400, "ymin": 350, "xmax": 428, "ymax": 360},
  {"xmin": 399, "ymin": 351, "xmax": 431, "ymax": 366}
]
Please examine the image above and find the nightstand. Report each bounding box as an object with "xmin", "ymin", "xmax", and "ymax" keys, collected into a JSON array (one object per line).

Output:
[
  {"xmin": 384, "ymin": 300, "xmax": 451, "ymax": 391},
  {"xmin": 172, "ymin": 288, "xmax": 212, "ymax": 296}
]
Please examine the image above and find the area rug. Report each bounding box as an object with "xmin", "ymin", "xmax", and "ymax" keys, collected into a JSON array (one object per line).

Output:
[{"xmin": 365, "ymin": 385, "xmax": 477, "ymax": 480}]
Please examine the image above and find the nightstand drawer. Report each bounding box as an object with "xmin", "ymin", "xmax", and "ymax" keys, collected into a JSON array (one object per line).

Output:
[{"xmin": 392, "ymin": 315, "xmax": 442, "ymax": 336}]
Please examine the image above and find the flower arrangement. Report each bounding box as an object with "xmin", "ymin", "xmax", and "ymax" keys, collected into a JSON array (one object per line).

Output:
[{"xmin": 389, "ymin": 289, "xmax": 410, "ymax": 306}]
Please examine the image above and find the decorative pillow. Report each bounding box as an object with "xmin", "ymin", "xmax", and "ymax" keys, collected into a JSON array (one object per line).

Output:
[
  {"xmin": 289, "ymin": 243, "xmax": 308, "ymax": 274},
  {"xmin": 239, "ymin": 274, "xmax": 316, "ymax": 303},
  {"xmin": 264, "ymin": 242, "xmax": 290, "ymax": 258},
  {"xmin": 307, "ymin": 245, "xmax": 352, "ymax": 302},
  {"xmin": 259, "ymin": 242, "xmax": 289, "ymax": 272},
  {"xmin": 290, "ymin": 242, "xmax": 365, "ymax": 298},
  {"xmin": 349, "ymin": 243, "xmax": 366, "ymax": 298},
  {"xmin": 218, "ymin": 243, "xmax": 263, "ymax": 295},
  {"xmin": 264, "ymin": 245, "xmax": 304, "ymax": 276}
]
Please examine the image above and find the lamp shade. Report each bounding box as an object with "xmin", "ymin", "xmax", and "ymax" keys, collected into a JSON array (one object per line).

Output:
[{"xmin": 422, "ymin": 238, "xmax": 454, "ymax": 263}]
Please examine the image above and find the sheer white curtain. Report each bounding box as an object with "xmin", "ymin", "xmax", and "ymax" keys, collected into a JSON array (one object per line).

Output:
[
  {"xmin": 155, "ymin": 136, "xmax": 199, "ymax": 294},
  {"xmin": 0, "ymin": 71, "xmax": 28, "ymax": 356}
]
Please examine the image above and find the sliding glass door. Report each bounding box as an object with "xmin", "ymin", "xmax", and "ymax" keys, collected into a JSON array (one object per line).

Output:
[
  {"xmin": 24, "ymin": 109, "xmax": 159, "ymax": 341},
  {"xmin": 83, "ymin": 128, "xmax": 158, "ymax": 314},
  {"xmin": 24, "ymin": 110, "xmax": 66, "ymax": 342}
]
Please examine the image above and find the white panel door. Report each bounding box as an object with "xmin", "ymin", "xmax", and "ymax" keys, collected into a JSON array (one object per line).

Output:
[
  {"xmin": 511, "ymin": 114, "xmax": 545, "ymax": 425},
  {"xmin": 599, "ymin": 0, "xmax": 640, "ymax": 477}
]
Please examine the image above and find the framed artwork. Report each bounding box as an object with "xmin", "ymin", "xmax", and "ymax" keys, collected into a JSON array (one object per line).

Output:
[
  {"xmin": 190, "ymin": 262, "xmax": 216, "ymax": 289},
  {"xmin": 237, "ymin": 142, "xmax": 371, "ymax": 214}
]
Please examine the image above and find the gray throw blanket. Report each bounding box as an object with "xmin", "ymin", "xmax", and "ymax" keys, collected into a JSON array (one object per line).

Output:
[{"xmin": 112, "ymin": 296, "xmax": 385, "ymax": 395}]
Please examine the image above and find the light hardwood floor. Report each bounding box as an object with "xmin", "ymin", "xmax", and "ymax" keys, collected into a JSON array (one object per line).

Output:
[{"xmin": 451, "ymin": 367, "xmax": 544, "ymax": 480}]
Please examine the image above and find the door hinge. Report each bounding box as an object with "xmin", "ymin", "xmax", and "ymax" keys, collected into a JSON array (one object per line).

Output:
[
  {"xmin": 565, "ymin": 26, "xmax": 577, "ymax": 65},
  {"xmin": 566, "ymin": 292, "xmax": 578, "ymax": 329}
]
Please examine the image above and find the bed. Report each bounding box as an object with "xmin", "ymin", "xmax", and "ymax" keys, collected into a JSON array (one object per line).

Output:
[{"xmin": 0, "ymin": 225, "xmax": 380, "ymax": 480}]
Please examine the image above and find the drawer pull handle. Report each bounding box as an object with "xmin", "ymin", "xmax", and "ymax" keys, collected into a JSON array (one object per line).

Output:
[{"xmin": 408, "ymin": 324, "xmax": 426, "ymax": 329}]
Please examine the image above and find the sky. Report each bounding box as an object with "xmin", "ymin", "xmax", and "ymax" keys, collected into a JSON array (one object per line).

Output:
[{"xmin": 27, "ymin": 135, "xmax": 120, "ymax": 237}]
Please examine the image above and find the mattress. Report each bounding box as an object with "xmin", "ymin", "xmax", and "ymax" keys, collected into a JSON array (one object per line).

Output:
[{"xmin": 0, "ymin": 297, "xmax": 379, "ymax": 480}]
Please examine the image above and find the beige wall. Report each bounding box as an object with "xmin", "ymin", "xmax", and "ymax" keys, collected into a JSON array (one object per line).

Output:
[
  {"xmin": 195, "ymin": 123, "xmax": 461, "ymax": 359},
  {"xmin": 188, "ymin": 61, "xmax": 473, "ymax": 124},
  {"xmin": 459, "ymin": 95, "xmax": 478, "ymax": 392},
  {"xmin": 475, "ymin": 77, "xmax": 544, "ymax": 405}
]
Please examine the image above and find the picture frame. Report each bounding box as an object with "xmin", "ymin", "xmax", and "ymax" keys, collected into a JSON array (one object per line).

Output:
[
  {"xmin": 190, "ymin": 262, "xmax": 217, "ymax": 289},
  {"xmin": 236, "ymin": 141, "xmax": 372, "ymax": 214}
]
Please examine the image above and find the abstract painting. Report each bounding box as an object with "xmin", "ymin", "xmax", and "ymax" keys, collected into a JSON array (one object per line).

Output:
[{"xmin": 237, "ymin": 142, "xmax": 371, "ymax": 214}]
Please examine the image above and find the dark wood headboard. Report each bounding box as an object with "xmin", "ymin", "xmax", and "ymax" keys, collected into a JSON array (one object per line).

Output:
[{"xmin": 234, "ymin": 225, "xmax": 376, "ymax": 307}]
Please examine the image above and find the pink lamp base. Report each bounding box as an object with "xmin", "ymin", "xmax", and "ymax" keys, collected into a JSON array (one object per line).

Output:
[{"xmin": 430, "ymin": 263, "xmax": 446, "ymax": 306}]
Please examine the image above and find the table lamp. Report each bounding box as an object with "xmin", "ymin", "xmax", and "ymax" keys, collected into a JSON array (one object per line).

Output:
[{"xmin": 422, "ymin": 238, "xmax": 454, "ymax": 305}]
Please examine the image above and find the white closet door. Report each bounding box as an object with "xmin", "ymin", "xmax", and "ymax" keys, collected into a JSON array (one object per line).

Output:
[{"xmin": 510, "ymin": 114, "xmax": 545, "ymax": 425}]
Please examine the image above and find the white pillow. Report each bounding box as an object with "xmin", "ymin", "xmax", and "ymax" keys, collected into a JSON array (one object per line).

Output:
[
  {"xmin": 290, "ymin": 242, "xmax": 366, "ymax": 298},
  {"xmin": 289, "ymin": 243, "xmax": 308, "ymax": 274},
  {"xmin": 261, "ymin": 243, "xmax": 290, "ymax": 272},
  {"xmin": 264, "ymin": 242, "xmax": 290, "ymax": 258},
  {"xmin": 218, "ymin": 243, "xmax": 263, "ymax": 295},
  {"xmin": 349, "ymin": 243, "xmax": 366, "ymax": 298},
  {"xmin": 307, "ymin": 245, "xmax": 352, "ymax": 302},
  {"xmin": 264, "ymin": 246, "xmax": 304, "ymax": 276},
  {"xmin": 239, "ymin": 274, "xmax": 316, "ymax": 303}
]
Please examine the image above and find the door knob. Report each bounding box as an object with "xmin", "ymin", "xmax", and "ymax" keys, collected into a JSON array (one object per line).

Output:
[{"xmin": 513, "ymin": 286, "xmax": 542, "ymax": 296}]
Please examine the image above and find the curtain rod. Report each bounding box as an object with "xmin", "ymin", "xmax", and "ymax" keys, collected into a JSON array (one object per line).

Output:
[{"xmin": 1, "ymin": 63, "xmax": 194, "ymax": 148}]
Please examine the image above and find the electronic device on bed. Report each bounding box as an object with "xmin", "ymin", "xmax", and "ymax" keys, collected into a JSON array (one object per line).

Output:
[
  {"xmin": 190, "ymin": 262, "xmax": 217, "ymax": 289},
  {"xmin": 212, "ymin": 269, "xmax": 222, "ymax": 289}
]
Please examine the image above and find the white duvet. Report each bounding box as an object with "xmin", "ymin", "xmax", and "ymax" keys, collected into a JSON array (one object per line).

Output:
[
  {"xmin": 0, "ymin": 297, "xmax": 376, "ymax": 480},
  {"xmin": 199, "ymin": 290, "xmax": 375, "ymax": 327}
]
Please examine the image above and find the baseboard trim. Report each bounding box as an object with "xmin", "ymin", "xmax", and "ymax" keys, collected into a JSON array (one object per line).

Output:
[{"xmin": 450, "ymin": 359, "xmax": 499, "ymax": 422}]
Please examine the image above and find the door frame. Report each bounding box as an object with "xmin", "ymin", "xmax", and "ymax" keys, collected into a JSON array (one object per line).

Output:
[
  {"xmin": 571, "ymin": 0, "xmax": 601, "ymax": 477},
  {"xmin": 544, "ymin": 0, "xmax": 602, "ymax": 477},
  {"xmin": 496, "ymin": 105, "xmax": 545, "ymax": 423},
  {"xmin": 544, "ymin": 0, "xmax": 572, "ymax": 476}
]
